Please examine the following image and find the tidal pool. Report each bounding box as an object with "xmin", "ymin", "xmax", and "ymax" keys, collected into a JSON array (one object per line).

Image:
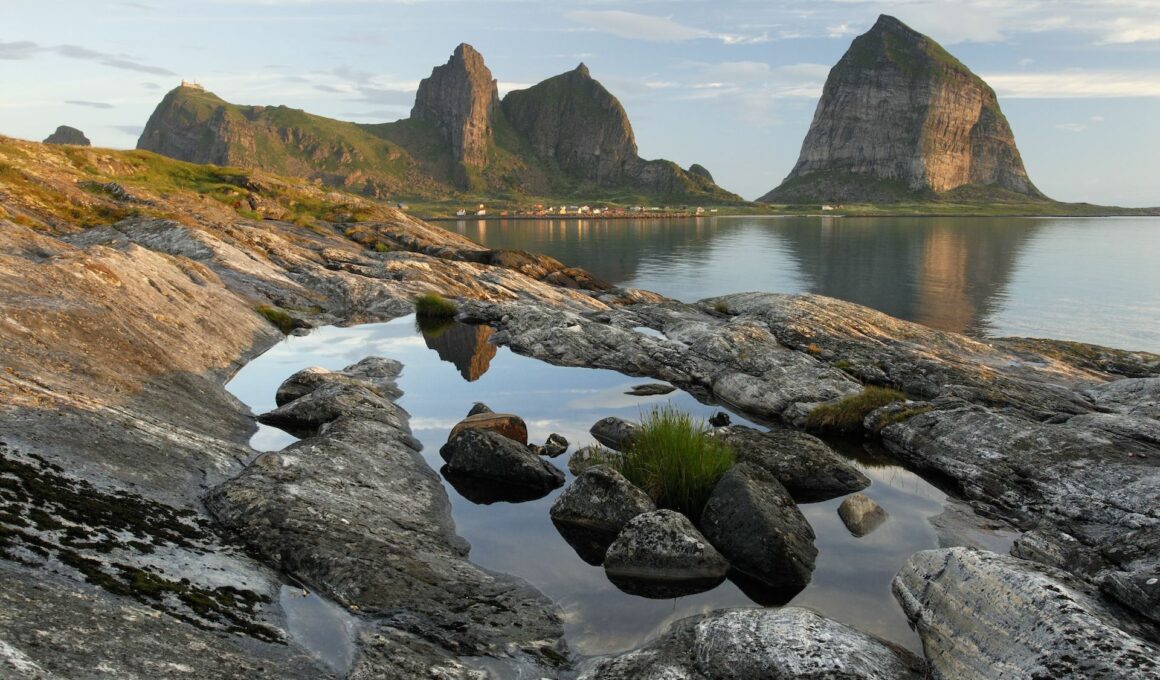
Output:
[{"xmin": 227, "ymin": 315, "xmax": 1018, "ymax": 661}]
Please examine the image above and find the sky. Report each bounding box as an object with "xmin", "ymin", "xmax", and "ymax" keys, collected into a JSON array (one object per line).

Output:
[{"xmin": 2, "ymin": 0, "xmax": 1158, "ymax": 205}]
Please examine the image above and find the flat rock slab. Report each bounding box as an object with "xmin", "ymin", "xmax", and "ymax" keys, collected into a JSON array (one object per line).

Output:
[
  {"xmin": 447, "ymin": 412, "xmax": 529, "ymax": 446},
  {"xmin": 893, "ymin": 547, "xmax": 1160, "ymax": 679},
  {"xmin": 700, "ymin": 462, "xmax": 817, "ymax": 589},
  {"xmin": 440, "ymin": 428, "xmax": 564, "ymax": 491},
  {"xmin": 711, "ymin": 425, "xmax": 869, "ymax": 502},
  {"xmin": 578, "ymin": 607, "xmax": 926, "ymax": 680}
]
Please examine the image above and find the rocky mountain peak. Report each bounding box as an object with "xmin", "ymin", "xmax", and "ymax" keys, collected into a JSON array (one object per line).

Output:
[
  {"xmin": 411, "ymin": 42, "xmax": 499, "ymax": 170},
  {"xmin": 43, "ymin": 125, "xmax": 91, "ymax": 146},
  {"xmin": 573, "ymin": 63, "xmax": 590, "ymax": 78},
  {"xmin": 761, "ymin": 15, "xmax": 1042, "ymax": 203}
]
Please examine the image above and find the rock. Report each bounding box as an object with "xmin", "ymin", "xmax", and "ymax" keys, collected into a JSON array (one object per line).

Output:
[
  {"xmin": 567, "ymin": 445, "xmax": 623, "ymax": 475},
  {"xmin": 625, "ymin": 382, "xmax": 675, "ymax": 396},
  {"xmin": 411, "ymin": 43, "xmax": 499, "ymax": 179},
  {"xmin": 687, "ymin": 163, "xmax": 714, "ymax": 183},
  {"xmin": 603, "ymin": 510, "xmax": 728, "ymax": 595},
  {"xmin": 711, "ymin": 425, "xmax": 869, "ymax": 502},
  {"xmin": 707, "ymin": 411, "xmax": 730, "ymax": 427},
  {"xmin": 760, "ymin": 14, "xmax": 1042, "ymax": 203},
  {"xmin": 589, "ymin": 416, "xmax": 640, "ymax": 452},
  {"xmin": 447, "ymin": 412, "xmax": 528, "ymax": 446},
  {"xmin": 838, "ymin": 492, "xmax": 889, "ymax": 536},
  {"xmin": 439, "ymin": 428, "xmax": 564, "ymax": 491},
  {"xmin": 43, "ymin": 125, "xmax": 90, "ymax": 146},
  {"xmin": 893, "ymin": 547, "xmax": 1160, "ymax": 679},
  {"xmin": 466, "ymin": 401, "xmax": 492, "ymax": 416},
  {"xmin": 258, "ymin": 382, "xmax": 409, "ymax": 437},
  {"xmin": 542, "ymin": 432, "xmax": 569, "ymax": 457},
  {"xmin": 275, "ymin": 358, "xmax": 404, "ymax": 406},
  {"xmin": 700, "ymin": 463, "xmax": 817, "ymax": 590},
  {"xmin": 578, "ymin": 607, "xmax": 926, "ymax": 680},
  {"xmin": 550, "ymin": 465, "xmax": 654, "ymax": 536}
]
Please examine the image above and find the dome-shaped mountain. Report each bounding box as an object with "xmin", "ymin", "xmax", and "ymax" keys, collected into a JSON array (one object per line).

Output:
[{"xmin": 760, "ymin": 15, "xmax": 1043, "ymax": 204}]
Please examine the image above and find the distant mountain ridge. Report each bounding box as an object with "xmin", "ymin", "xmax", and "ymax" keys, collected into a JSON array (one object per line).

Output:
[
  {"xmin": 137, "ymin": 45, "xmax": 738, "ymax": 203},
  {"xmin": 761, "ymin": 15, "xmax": 1044, "ymax": 204}
]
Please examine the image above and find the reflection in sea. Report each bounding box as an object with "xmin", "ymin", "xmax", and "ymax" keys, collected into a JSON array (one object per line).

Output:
[
  {"xmin": 447, "ymin": 215, "xmax": 1160, "ymax": 352},
  {"xmin": 229, "ymin": 317, "xmax": 1021, "ymax": 659}
]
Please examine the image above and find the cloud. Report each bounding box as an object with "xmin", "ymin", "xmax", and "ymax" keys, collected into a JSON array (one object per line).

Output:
[
  {"xmin": 0, "ymin": 39, "xmax": 175, "ymax": 76},
  {"xmin": 111, "ymin": 125, "xmax": 145, "ymax": 136},
  {"xmin": 1055, "ymin": 123, "xmax": 1088, "ymax": 132},
  {"xmin": 1098, "ymin": 17, "xmax": 1160, "ymax": 44},
  {"xmin": 65, "ymin": 100, "xmax": 114, "ymax": 109},
  {"xmin": 985, "ymin": 70, "xmax": 1160, "ymax": 98},
  {"xmin": 564, "ymin": 10, "xmax": 769, "ymax": 45}
]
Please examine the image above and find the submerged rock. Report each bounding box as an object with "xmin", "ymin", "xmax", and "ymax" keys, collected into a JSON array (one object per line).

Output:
[
  {"xmin": 711, "ymin": 424, "xmax": 869, "ymax": 502},
  {"xmin": 578, "ymin": 607, "xmax": 926, "ymax": 679},
  {"xmin": 893, "ymin": 547, "xmax": 1160, "ymax": 679},
  {"xmin": 603, "ymin": 510, "xmax": 728, "ymax": 597},
  {"xmin": 838, "ymin": 493, "xmax": 889, "ymax": 537},
  {"xmin": 589, "ymin": 416, "xmax": 640, "ymax": 452},
  {"xmin": 447, "ymin": 412, "xmax": 529, "ymax": 445},
  {"xmin": 440, "ymin": 428, "xmax": 564, "ymax": 491},
  {"xmin": 700, "ymin": 463, "xmax": 817, "ymax": 589}
]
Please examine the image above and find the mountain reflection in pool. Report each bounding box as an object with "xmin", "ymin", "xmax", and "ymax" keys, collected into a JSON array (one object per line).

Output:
[{"xmin": 227, "ymin": 316, "xmax": 1019, "ymax": 658}]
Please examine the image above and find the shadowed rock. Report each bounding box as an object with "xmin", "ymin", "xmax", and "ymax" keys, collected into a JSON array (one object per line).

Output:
[
  {"xmin": 712, "ymin": 425, "xmax": 869, "ymax": 502},
  {"xmin": 440, "ymin": 428, "xmax": 564, "ymax": 491},
  {"xmin": 550, "ymin": 465, "xmax": 654, "ymax": 557},
  {"xmin": 603, "ymin": 510, "xmax": 729, "ymax": 594}
]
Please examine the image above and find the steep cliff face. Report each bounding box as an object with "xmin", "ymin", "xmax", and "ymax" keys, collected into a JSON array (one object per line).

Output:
[
  {"xmin": 411, "ymin": 43, "xmax": 499, "ymax": 170},
  {"xmin": 761, "ymin": 15, "xmax": 1043, "ymax": 203},
  {"xmin": 502, "ymin": 64, "xmax": 637, "ymax": 185},
  {"xmin": 137, "ymin": 86, "xmax": 252, "ymax": 166}
]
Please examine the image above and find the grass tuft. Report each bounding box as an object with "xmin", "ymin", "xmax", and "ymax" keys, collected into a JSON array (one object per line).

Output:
[
  {"xmin": 806, "ymin": 386, "xmax": 906, "ymax": 434},
  {"xmin": 414, "ymin": 293, "xmax": 457, "ymax": 319},
  {"xmin": 257, "ymin": 305, "xmax": 296, "ymax": 334},
  {"xmin": 613, "ymin": 406, "xmax": 734, "ymax": 522}
]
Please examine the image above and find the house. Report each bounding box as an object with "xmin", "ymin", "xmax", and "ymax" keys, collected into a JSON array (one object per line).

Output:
[
  {"xmin": 455, "ymin": 209, "xmax": 466, "ymax": 217},
  {"xmin": 822, "ymin": 205, "xmax": 835, "ymax": 211},
  {"xmin": 476, "ymin": 209, "xmax": 487, "ymax": 216},
  {"xmin": 695, "ymin": 207, "xmax": 705, "ymax": 215},
  {"xmin": 579, "ymin": 205, "xmax": 591, "ymax": 214}
]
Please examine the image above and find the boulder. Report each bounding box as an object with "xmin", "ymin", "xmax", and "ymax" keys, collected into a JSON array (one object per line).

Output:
[
  {"xmin": 589, "ymin": 416, "xmax": 640, "ymax": 452},
  {"xmin": 550, "ymin": 465, "xmax": 654, "ymax": 535},
  {"xmin": 542, "ymin": 433, "xmax": 569, "ymax": 458},
  {"xmin": 447, "ymin": 412, "xmax": 528, "ymax": 446},
  {"xmin": 603, "ymin": 510, "xmax": 728, "ymax": 595},
  {"xmin": 258, "ymin": 382, "xmax": 410, "ymax": 437},
  {"xmin": 892, "ymin": 547, "xmax": 1160, "ymax": 679},
  {"xmin": 274, "ymin": 358, "xmax": 404, "ymax": 406},
  {"xmin": 700, "ymin": 463, "xmax": 817, "ymax": 589},
  {"xmin": 625, "ymin": 383, "xmax": 675, "ymax": 396},
  {"xmin": 711, "ymin": 425, "xmax": 869, "ymax": 502},
  {"xmin": 578, "ymin": 607, "xmax": 926, "ymax": 680},
  {"xmin": 466, "ymin": 401, "xmax": 493, "ymax": 416},
  {"xmin": 838, "ymin": 493, "xmax": 889, "ymax": 537},
  {"xmin": 567, "ymin": 445, "xmax": 623, "ymax": 476},
  {"xmin": 439, "ymin": 428, "xmax": 564, "ymax": 491}
]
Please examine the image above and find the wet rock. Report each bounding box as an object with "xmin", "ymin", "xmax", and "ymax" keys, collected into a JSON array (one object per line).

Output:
[
  {"xmin": 838, "ymin": 493, "xmax": 889, "ymax": 537},
  {"xmin": 893, "ymin": 547, "xmax": 1160, "ymax": 679},
  {"xmin": 439, "ymin": 428, "xmax": 564, "ymax": 491},
  {"xmin": 448, "ymin": 412, "xmax": 529, "ymax": 446},
  {"xmin": 466, "ymin": 402, "xmax": 492, "ymax": 416},
  {"xmin": 550, "ymin": 465, "xmax": 654, "ymax": 537},
  {"xmin": 589, "ymin": 416, "xmax": 640, "ymax": 452},
  {"xmin": 258, "ymin": 382, "xmax": 408, "ymax": 437},
  {"xmin": 567, "ymin": 445, "xmax": 623, "ymax": 475},
  {"xmin": 625, "ymin": 383, "xmax": 675, "ymax": 396},
  {"xmin": 275, "ymin": 358, "xmax": 404, "ymax": 406},
  {"xmin": 603, "ymin": 510, "xmax": 729, "ymax": 592},
  {"xmin": 541, "ymin": 433, "xmax": 569, "ymax": 457},
  {"xmin": 707, "ymin": 411, "xmax": 731, "ymax": 427},
  {"xmin": 700, "ymin": 463, "xmax": 817, "ymax": 589},
  {"xmin": 711, "ymin": 425, "xmax": 869, "ymax": 502},
  {"xmin": 578, "ymin": 607, "xmax": 926, "ymax": 680}
]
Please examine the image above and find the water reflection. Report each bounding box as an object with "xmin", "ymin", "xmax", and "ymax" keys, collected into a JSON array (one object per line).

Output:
[
  {"xmin": 227, "ymin": 317, "xmax": 1023, "ymax": 658},
  {"xmin": 445, "ymin": 216, "xmax": 1160, "ymax": 351},
  {"xmin": 419, "ymin": 319, "xmax": 497, "ymax": 381}
]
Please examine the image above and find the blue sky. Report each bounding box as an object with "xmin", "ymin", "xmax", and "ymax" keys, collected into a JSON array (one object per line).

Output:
[{"xmin": 2, "ymin": 1, "xmax": 1158, "ymax": 205}]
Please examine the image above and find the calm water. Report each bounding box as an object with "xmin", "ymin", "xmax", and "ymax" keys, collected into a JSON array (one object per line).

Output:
[
  {"xmin": 228, "ymin": 317, "xmax": 1017, "ymax": 661},
  {"xmin": 444, "ymin": 216, "xmax": 1160, "ymax": 353}
]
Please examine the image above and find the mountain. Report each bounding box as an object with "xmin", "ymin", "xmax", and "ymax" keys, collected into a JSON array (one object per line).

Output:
[
  {"xmin": 136, "ymin": 47, "xmax": 738, "ymax": 203},
  {"xmin": 760, "ymin": 15, "xmax": 1044, "ymax": 204},
  {"xmin": 43, "ymin": 125, "xmax": 90, "ymax": 146}
]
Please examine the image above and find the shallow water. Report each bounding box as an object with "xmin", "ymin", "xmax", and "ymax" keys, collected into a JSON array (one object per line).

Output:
[
  {"xmin": 444, "ymin": 215, "xmax": 1160, "ymax": 353},
  {"xmin": 227, "ymin": 317, "xmax": 1018, "ymax": 661}
]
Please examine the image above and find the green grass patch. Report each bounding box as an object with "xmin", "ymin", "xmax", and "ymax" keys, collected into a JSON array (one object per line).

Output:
[
  {"xmin": 806, "ymin": 386, "xmax": 906, "ymax": 434},
  {"xmin": 414, "ymin": 293, "xmax": 458, "ymax": 319},
  {"xmin": 614, "ymin": 406, "xmax": 734, "ymax": 522},
  {"xmin": 256, "ymin": 304, "xmax": 296, "ymax": 334}
]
